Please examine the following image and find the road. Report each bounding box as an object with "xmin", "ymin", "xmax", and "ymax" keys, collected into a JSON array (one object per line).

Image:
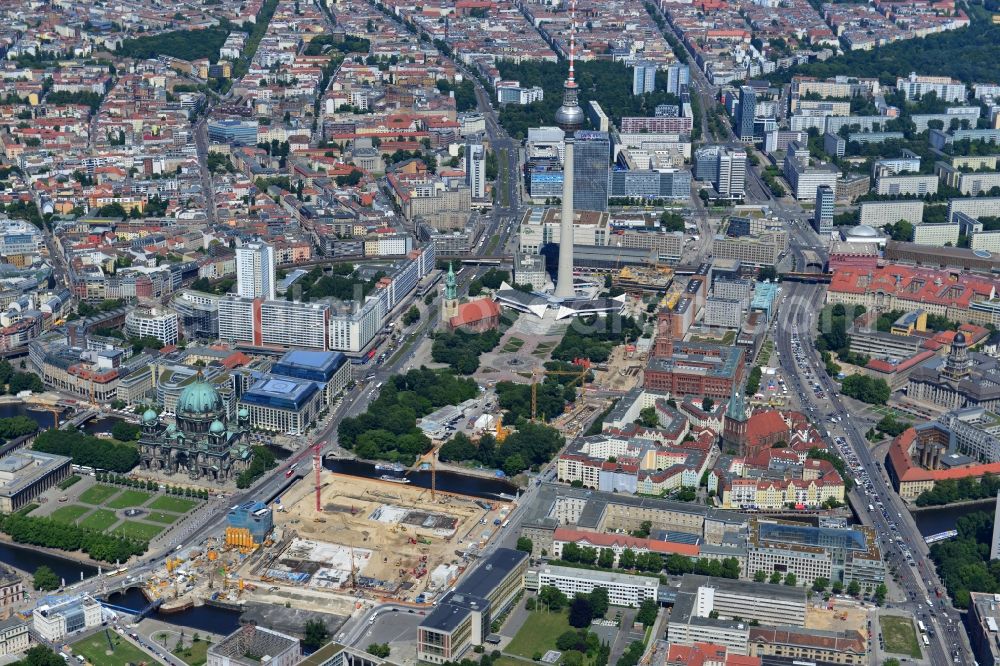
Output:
[{"xmin": 774, "ymin": 280, "xmax": 971, "ymax": 666}]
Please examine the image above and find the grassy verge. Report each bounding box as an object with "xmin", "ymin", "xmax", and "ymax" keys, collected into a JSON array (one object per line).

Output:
[
  {"xmin": 505, "ymin": 610, "xmax": 571, "ymax": 658},
  {"xmin": 880, "ymin": 615, "xmax": 922, "ymax": 659},
  {"xmin": 72, "ymin": 630, "xmax": 154, "ymax": 666}
]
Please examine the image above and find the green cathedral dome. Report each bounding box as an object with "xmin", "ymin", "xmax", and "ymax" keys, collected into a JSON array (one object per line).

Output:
[{"xmin": 177, "ymin": 380, "xmax": 223, "ymax": 415}]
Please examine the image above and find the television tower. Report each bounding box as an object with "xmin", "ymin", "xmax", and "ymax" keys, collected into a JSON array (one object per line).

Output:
[{"xmin": 553, "ymin": 0, "xmax": 584, "ymax": 299}]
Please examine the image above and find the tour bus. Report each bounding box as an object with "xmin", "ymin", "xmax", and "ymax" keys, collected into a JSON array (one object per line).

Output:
[{"xmin": 921, "ymin": 634, "xmax": 930, "ymax": 647}]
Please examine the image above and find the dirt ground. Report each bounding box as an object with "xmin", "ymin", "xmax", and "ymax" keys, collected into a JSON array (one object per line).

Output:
[
  {"xmin": 271, "ymin": 473, "xmax": 508, "ymax": 601},
  {"xmin": 805, "ymin": 598, "xmax": 870, "ymax": 637}
]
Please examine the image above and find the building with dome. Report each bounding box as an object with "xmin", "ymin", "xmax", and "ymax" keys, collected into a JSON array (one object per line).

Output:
[
  {"xmin": 138, "ymin": 375, "xmax": 252, "ymax": 483},
  {"xmin": 839, "ymin": 224, "xmax": 887, "ymax": 247},
  {"xmin": 907, "ymin": 331, "xmax": 1000, "ymax": 411}
]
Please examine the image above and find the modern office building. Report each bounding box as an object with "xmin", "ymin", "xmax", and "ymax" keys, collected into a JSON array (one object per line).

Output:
[
  {"xmin": 32, "ymin": 595, "xmax": 103, "ymax": 642},
  {"xmin": 417, "ymin": 548, "xmax": 528, "ymax": 663},
  {"xmin": 633, "ymin": 61, "xmax": 657, "ymax": 95},
  {"xmin": 236, "ymin": 241, "xmax": 276, "ymax": 301},
  {"xmin": 693, "ymin": 146, "xmax": 747, "ymax": 198},
  {"xmin": 466, "ymin": 142, "xmax": 486, "ymax": 199},
  {"xmin": 239, "ymin": 376, "xmax": 324, "ymax": 436},
  {"xmin": 666, "ymin": 63, "xmax": 690, "ymax": 95},
  {"xmin": 207, "ymin": 625, "xmax": 300, "ymax": 666},
  {"xmin": 207, "ymin": 118, "xmax": 258, "ymax": 145},
  {"xmin": 270, "ymin": 349, "xmax": 351, "ymax": 405},
  {"xmin": 746, "ymin": 519, "xmax": 884, "ymax": 589},
  {"xmin": 531, "ymin": 565, "xmax": 658, "ymax": 607},
  {"xmin": 737, "ymin": 87, "xmax": 757, "ymax": 141},
  {"xmin": 609, "ymin": 169, "xmax": 691, "ymax": 200},
  {"xmin": 574, "ymin": 130, "xmax": 610, "ymax": 212},
  {"xmin": 813, "ymin": 185, "xmax": 834, "ymax": 235},
  {"xmin": 125, "ymin": 306, "xmax": 179, "ymax": 346},
  {"xmin": 171, "ymin": 290, "xmax": 219, "ymax": 341}
]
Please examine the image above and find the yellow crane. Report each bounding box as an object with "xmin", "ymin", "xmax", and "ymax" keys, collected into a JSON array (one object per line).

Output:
[{"xmin": 530, "ymin": 362, "xmax": 592, "ymax": 422}]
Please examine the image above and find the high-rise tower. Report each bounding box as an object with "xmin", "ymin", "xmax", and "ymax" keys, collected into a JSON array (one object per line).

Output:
[
  {"xmin": 553, "ymin": 0, "xmax": 584, "ymax": 299},
  {"xmin": 236, "ymin": 241, "xmax": 276, "ymax": 301}
]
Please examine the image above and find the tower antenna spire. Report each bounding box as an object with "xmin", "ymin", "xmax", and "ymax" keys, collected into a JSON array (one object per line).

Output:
[{"xmin": 568, "ymin": 0, "xmax": 577, "ymax": 85}]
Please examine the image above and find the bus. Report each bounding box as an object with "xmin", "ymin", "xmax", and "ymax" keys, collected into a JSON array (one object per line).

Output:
[
  {"xmin": 921, "ymin": 634, "xmax": 930, "ymax": 647},
  {"xmin": 918, "ymin": 620, "xmax": 927, "ymax": 633}
]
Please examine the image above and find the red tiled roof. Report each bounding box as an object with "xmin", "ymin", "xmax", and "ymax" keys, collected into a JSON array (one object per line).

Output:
[
  {"xmin": 889, "ymin": 428, "xmax": 1000, "ymax": 482},
  {"xmin": 450, "ymin": 299, "xmax": 500, "ymax": 328},
  {"xmin": 553, "ymin": 527, "xmax": 700, "ymax": 557}
]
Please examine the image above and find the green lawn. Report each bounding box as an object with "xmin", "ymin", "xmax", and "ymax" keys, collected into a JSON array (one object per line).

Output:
[
  {"xmin": 48, "ymin": 505, "xmax": 91, "ymax": 524},
  {"xmin": 112, "ymin": 520, "xmax": 164, "ymax": 541},
  {"xmin": 149, "ymin": 495, "xmax": 198, "ymax": 513},
  {"xmin": 145, "ymin": 511, "xmax": 182, "ymax": 525},
  {"xmin": 502, "ymin": 338, "xmax": 525, "ymax": 352},
  {"xmin": 106, "ymin": 490, "xmax": 152, "ymax": 509},
  {"xmin": 173, "ymin": 638, "xmax": 212, "ymax": 666},
  {"xmin": 880, "ymin": 615, "xmax": 922, "ymax": 659},
  {"xmin": 78, "ymin": 485, "xmax": 119, "ymax": 505},
  {"xmin": 71, "ymin": 630, "xmax": 156, "ymax": 666},
  {"xmin": 506, "ymin": 610, "xmax": 572, "ymax": 658},
  {"xmin": 79, "ymin": 509, "xmax": 120, "ymax": 532}
]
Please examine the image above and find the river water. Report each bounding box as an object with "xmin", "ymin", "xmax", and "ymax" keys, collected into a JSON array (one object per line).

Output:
[
  {"xmin": 322, "ymin": 458, "xmax": 518, "ymax": 500},
  {"xmin": 0, "ymin": 402, "xmax": 58, "ymax": 429},
  {"xmin": 911, "ymin": 500, "xmax": 996, "ymax": 537}
]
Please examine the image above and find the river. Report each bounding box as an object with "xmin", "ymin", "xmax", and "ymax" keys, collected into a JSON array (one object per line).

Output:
[
  {"xmin": 322, "ymin": 458, "xmax": 518, "ymax": 500},
  {"xmin": 911, "ymin": 499, "xmax": 996, "ymax": 537},
  {"xmin": 0, "ymin": 402, "xmax": 58, "ymax": 429},
  {"xmin": 107, "ymin": 588, "xmax": 242, "ymax": 635}
]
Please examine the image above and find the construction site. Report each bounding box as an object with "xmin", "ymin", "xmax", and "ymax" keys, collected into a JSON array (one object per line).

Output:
[{"xmin": 259, "ymin": 472, "xmax": 511, "ymax": 602}]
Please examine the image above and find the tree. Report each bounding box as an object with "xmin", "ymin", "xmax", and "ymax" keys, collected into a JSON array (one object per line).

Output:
[
  {"xmin": 784, "ymin": 573, "xmax": 797, "ymax": 586},
  {"xmin": 402, "ymin": 305, "xmax": 420, "ymax": 326},
  {"xmin": 598, "ymin": 548, "xmax": 614, "ymax": 569},
  {"xmin": 516, "ymin": 536, "xmax": 533, "ymax": 553},
  {"xmin": 33, "ymin": 565, "xmax": 60, "ymax": 591},
  {"xmin": 832, "ymin": 580, "xmax": 844, "ymax": 594},
  {"xmin": 303, "ymin": 619, "xmax": 329, "ymax": 650},
  {"xmin": 848, "ymin": 580, "xmax": 861, "ymax": 597},
  {"xmin": 111, "ymin": 421, "xmax": 141, "ymax": 442},
  {"xmin": 701, "ymin": 397, "xmax": 714, "ymax": 411},
  {"xmin": 812, "ymin": 577, "xmax": 829, "ymax": 592},
  {"xmin": 753, "ymin": 570, "xmax": 766, "ymax": 582},
  {"xmin": 618, "ymin": 548, "xmax": 637, "ymax": 569},
  {"xmin": 769, "ymin": 572, "xmax": 782, "ymax": 585},
  {"xmin": 14, "ymin": 646, "xmax": 67, "ymax": 666},
  {"xmin": 874, "ymin": 583, "xmax": 887, "ymax": 605},
  {"xmin": 589, "ymin": 587, "xmax": 609, "ymax": 619},
  {"xmin": 366, "ymin": 643, "xmax": 390, "ymax": 658},
  {"xmin": 636, "ymin": 406, "xmax": 659, "ymax": 428},
  {"xmin": 569, "ymin": 595, "xmax": 593, "ymax": 628},
  {"xmin": 636, "ymin": 598, "xmax": 658, "ymax": 627},
  {"xmin": 539, "ymin": 585, "xmax": 568, "ymax": 611}
]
